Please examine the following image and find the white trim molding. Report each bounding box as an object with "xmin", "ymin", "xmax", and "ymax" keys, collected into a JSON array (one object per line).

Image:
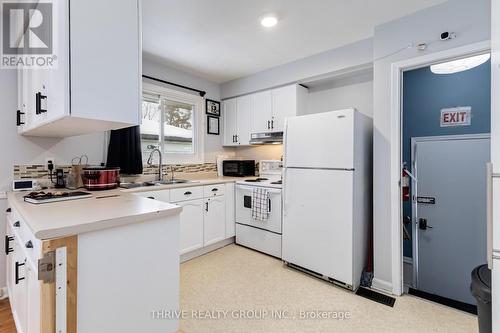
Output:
[{"xmin": 389, "ymin": 40, "xmax": 491, "ymax": 296}]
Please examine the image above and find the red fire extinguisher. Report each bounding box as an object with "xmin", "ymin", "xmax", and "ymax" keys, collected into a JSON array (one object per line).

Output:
[{"xmin": 402, "ymin": 167, "xmax": 410, "ymax": 201}]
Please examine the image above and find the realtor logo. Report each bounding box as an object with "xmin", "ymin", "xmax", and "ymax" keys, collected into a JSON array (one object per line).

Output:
[{"xmin": 1, "ymin": 1, "xmax": 56, "ymax": 68}]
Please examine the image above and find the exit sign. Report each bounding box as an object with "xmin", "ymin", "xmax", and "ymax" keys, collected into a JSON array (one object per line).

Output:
[{"xmin": 440, "ymin": 107, "xmax": 471, "ymax": 127}]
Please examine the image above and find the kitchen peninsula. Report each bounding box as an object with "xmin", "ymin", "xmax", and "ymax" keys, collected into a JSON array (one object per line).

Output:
[{"xmin": 5, "ymin": 190, "xmax": 182, "ymax": 333}]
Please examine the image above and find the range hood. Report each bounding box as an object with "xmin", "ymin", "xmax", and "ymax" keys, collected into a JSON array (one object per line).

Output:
[{"xmin": 249, "ymin": 132, "xmax": 283, "ymax": 145}]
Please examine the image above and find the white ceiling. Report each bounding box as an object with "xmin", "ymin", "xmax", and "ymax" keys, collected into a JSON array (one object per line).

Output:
[{"xmin": 142, "ymin": 0, "xmax": 446, "ymax": 83}]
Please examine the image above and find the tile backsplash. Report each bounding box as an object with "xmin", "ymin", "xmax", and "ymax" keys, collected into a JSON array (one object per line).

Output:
[{"xmin": 13, "ymin": 163, "xmax": 217, "ymax": 180}]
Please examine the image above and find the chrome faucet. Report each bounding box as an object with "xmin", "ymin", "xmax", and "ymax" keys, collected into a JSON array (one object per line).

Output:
[
  {"xmin": 170, "ymin": 165, "xmax": 175, "ymax": 181},
  {"xmin": 147, "ymin": 148, "xmax": 163, "ymax": 181}
]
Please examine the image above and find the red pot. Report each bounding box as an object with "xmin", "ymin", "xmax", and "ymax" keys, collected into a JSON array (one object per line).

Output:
[{"xmin": 81, "ymin": 167, "xmax": 120, "ymax": 190}]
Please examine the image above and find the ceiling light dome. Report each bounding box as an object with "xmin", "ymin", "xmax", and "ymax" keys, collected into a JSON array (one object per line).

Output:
[
  {"xmin": 261, "ymin": 15, "xmax": 278, "ymax": 28},
  {"xmin": 430, "ymin": 53, "xmax": 490, "ymax": 74}
]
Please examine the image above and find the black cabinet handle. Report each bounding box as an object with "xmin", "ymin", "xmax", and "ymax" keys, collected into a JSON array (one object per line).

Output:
[
  {"xmin": 5, "ymin": 236, "xmax": 14, "ymax": 255},
  {"xmin": 35, "ymin": 92, "xmax": 47, "ymax": 114},
  {"xmin": 205, "ymin": 201, "xmax": 209, "ymax": 212},
  {"xmin": 267, "ymin": 120, "xmax": 270, "ymax": 129},
  {"xmin": 184, "ymin": 191, "xmax": 192, "ymax": 195},
  {"xmin": 25, "ymin": 240, "xmax": 33, "ymax": 249},
  {"xmin": 211, "ymin": 188, "xmax": 218, "ymax": 192},
  {"xmin": 13, "ymin": 221, "xmax": 20, "ymax": 228},
  {"xmin": 271, "ymin": 120, "xmax": 274, "ymax": 129},
  {"xmin": 16, "ymin": 110, "xmax": 25, "ymax": 126},
  {"xmin": 15, "ymin": 261, "xmax": 25, "ymax": 284},
  {"xmin": 268, "ymin": 199, "xmax": 272, "ymax": 213},
  {"xmin": 6, "ymin": 208, "xmax": 11, "ymax": 213},
  {"xmin": 147, "ymin": 196, "xmax": 155, "ymax": 200}
]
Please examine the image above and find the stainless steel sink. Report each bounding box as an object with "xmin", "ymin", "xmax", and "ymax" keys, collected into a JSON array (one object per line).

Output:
[
  {"xmin": 120, "ymin": 179, "xmax": 193, "ymax": 189},
  {"xmin": 148, "ymin": 179, "xmax": 192, "ymax": 185}
]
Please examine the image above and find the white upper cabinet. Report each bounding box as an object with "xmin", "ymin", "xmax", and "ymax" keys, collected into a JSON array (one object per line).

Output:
[
  {"xmin": 17, "ymin": 0, "xmax": 141, "ymax": 137},
  {"xmin": 222, "ymin": 84, "xmax": 307, "ymax": 146},
  {"xmin": 252, "ymin": 90, "xmax": 273, "ymax": 133},
  {"xmin": 271, "ymin": 85, "xmax": 305, "ymax": 132},
  {"xmin": 236, "ymin": 95, "xmax": 253, "ymax": 145},
  {"xmin": 223, "ymin": 98, "xmax": 238, "ymax": 146}
]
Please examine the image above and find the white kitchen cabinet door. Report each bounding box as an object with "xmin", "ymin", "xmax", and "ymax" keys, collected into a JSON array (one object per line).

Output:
[
  {"xmin": 179, "ymin": 199, "xmax": 204, "ymax": 255},
  {"xmin": 11, "ymin": 240, "xmax": 28, "ymax": 333},
  {"xmin": 26, "ymin": 263, "xmax": 41, "ymax": 333},
  {"xmin": 252, "ymin": 91, "xmax": 272, "ymax": 133},
  {"xmin": 225, "ymin": 183, "xmax": 235, "ymax": 238},
  {"xmin": 236, "ymin": 95, "xmax": 253, "ymax": 145},
  {"xmin": 204, "ymin": 196, "xmax": 226, "ymax": 246},
  {"xmin": 272, "ymin": 85, "xmax": 297, "ymax": 132},
  {"xmin": 223, "ymin": 99, "xmax": 238, "ymax": 146}
]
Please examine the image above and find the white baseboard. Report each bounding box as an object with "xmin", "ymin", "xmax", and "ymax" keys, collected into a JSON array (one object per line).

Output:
[
  {"xmin": 0, "ymin": 286, "xmax": 8, "ymax": 300},
  {"xmin": 180, "ymin": 237, "xmax": 235, "ymax": 263},
  {"xmin": 371, "ymin": 278, "xmax": 393, "ymax": 294}
]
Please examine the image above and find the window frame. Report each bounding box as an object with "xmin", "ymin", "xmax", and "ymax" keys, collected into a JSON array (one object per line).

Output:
[{"xmin": 142, "ymin": 81, "xmax": 205, "ymax": 164}]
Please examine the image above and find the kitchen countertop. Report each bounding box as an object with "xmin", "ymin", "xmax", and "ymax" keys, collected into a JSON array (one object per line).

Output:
[
  {"xmin": 7, "ymin": 189, "xmax": 182, "ymax": 240},
  {"xmin": 6, "ymin": 175, "xmax": 253, "ymax": 240},
  {"xmin": 121, "ymin": 175, "xmax": 252, "ymax": 193}
]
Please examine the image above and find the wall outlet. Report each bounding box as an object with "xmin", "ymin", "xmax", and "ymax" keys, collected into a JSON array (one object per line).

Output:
[{"xmin": 45, "ymin": 157, "xmax": 55, "ymax": 170}]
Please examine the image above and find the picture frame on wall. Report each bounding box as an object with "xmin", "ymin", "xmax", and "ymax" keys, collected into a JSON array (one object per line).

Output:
[
  {"xmin": 207, "ymin": 115, "xmax": 220, "ymax": 135},
  {"xmin": 206, "ymin": 99, "xmax": 221, "ymax": 116}
]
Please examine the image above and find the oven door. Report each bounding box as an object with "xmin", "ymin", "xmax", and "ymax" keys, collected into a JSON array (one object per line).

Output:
[{"xmin": 235, "ymin": 184, "xmax": 282, "ymax": 233}]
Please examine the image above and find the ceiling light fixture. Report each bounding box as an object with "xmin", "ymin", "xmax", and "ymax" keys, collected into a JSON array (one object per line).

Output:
[
  {"xmin": 430, "ymin": 53, "xmax": 490, "ymax": 74},
  {"xmin": 260, "ymin": 15, "xmax": 278, "ymax": 28}
]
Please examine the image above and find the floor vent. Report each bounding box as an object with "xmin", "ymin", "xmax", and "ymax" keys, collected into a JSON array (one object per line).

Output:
[
  {"xmin": 356, "ymin": 287, "xmax": 396, "ymax": 307},
  {"xmin": 408, "ymin": 288, "xmax": 477, "ymax": 315}
]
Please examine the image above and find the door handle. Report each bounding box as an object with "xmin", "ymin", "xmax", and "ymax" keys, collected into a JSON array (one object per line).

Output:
[
  {"xmin": 36, "ymin": 92, "xmax": 47, "ymax": 114},
  {"xmin": 5, "ymin": 236, "xmax": 14, "ymax": 255},
  {"xmin": 15, "ymin": 261, "xmax": 25, "ymax": 284},
  {"xmin": 418, "ymin": 218, "xmax": 432, "ymax": 230},
  {"xmin": 268, "ymin": 199, "xmax": 271, "ymax": 212}
]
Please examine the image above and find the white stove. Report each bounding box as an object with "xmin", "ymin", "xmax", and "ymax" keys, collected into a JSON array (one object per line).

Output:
[{"xmin": 235, "ymin": 160, "xmax": 283, "ymax": 258}]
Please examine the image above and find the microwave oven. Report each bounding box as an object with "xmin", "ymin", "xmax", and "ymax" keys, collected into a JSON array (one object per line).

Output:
[{"xmin": 222, "ymin": 160, "xmax": 256, "ymax": 177}]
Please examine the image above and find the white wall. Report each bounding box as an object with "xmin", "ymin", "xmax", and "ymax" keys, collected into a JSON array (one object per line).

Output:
[
  {"xmin": 220, "ymin": 38, "xmax": 373, "ymax": 98},
  {"xmin": 142, "ymin": 55, "xmax": 233, "ymax": 162},
  {"xmin": 371, "ymin": 0, "xmax": 491, "ymax": 293},
  {"xmin": 306, "ymin": 72, "xmax": 373, "ymax": 118}
]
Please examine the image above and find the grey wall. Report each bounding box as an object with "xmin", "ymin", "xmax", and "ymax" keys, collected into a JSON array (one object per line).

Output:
[
  {"xmin": 306, "ymin": 72, "xmax": 373, "ymax": 118},
  {"xmin": 220, "ymin": 38, "xmax": 373, "ymax": 98},
  {"xmin": 142, "ymin": 55, "xmax": 233, "ymax": 163},
  {"xmin": 372, "ymin": 0, "xmax": 491, "ymax": 292}
]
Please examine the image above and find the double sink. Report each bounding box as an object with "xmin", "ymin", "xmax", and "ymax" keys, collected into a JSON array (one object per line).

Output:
[{"xmin": 120, "ymin": 179, "xmax": 195, "ymax": 189}]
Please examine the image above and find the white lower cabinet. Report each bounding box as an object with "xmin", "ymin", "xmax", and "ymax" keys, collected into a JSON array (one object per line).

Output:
[
  {"xmin": 135, "ymin": 183, "xmax": 236, "ymax": 257},
  {"xmin": 203, "ymin": 196, "xmax": 226, "ymax": 246},
  {"xmin": 178, "ymin": 199, "xmax": 204, "ymax": 254},
  {"xmin": 6, "ymin": 212, "xmax": 41, "ymax": 333}
]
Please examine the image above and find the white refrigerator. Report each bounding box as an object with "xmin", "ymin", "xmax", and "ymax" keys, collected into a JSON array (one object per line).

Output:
[{"xmin": 282, "ymin": 109, "xmax": 372, "ymax": 290}]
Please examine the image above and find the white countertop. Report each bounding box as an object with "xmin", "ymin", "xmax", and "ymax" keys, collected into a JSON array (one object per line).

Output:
[
  {"xmin": 7, "ymin": 190, "xmax": 182, "ymax": 240},
  {"xmin": 7, "ymin": 176, "xmax": 252, "ymax": 240},
  {"xmin": 120, "ymin": 176, "xmax": 250, "ymax": 193}
]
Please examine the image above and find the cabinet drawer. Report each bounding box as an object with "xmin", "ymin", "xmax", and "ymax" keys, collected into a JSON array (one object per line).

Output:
[
  {"xmin": 133, "ymin": 189, "xmax": 170, "ymax": 202},
  {"xmin": 7, "ymin": 209, "xmax": 42, "ymax": 271},
  {"xmin": 170, "ymin": 186, "xmax": 203, "ymax": 203},
  {"xmin": 204, "ymin": 184, "xmax": 225, "ymax": 197}
]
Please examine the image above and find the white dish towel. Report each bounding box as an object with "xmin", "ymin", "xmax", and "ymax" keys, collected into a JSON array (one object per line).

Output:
[{"xmin": 251, "ymin": 188, "xmax": 270, "ymax": 221}]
